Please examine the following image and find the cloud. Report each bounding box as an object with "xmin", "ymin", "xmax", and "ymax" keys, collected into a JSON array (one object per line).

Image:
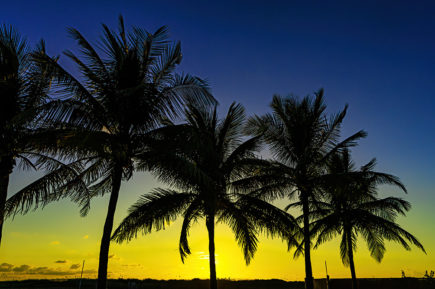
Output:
[
  {"xmin": 55, "ymin": 260, "xmax": 67, "ymax": 264},
  {"xmin": 13, "ymin": 265, "xmax": 30, "ymax": 272},
  {"xmin": 0, "ymin": 263, "xmax": 97, "ymax": 277},
  {"xmin": 28, "ymin": 267, "xmax": 71, "ymax": 275},
  {"xmin": 70, "ymin": 264, "xmax": 80, "ymax": 270},
  {"xmin": 121, "ymin": 264, "xmax": 141, "ymax": 267},
  {"xmin": 199, "ymin": 254, "xmax": 209, "ymax": 260},
  {"xmin": 82, "ymin": 235, "xmax": 89, "ymax": 239},
  {"xmin": 50, "ymin": 241, "xmax": 60, "ymax": 245},
  {"xmin": 82, "ymin": 269, "xmax": 97, "ymax": 274},
  {"xmin": 0, "ymin": 263, "xmax": 13, "ymax": 272},
  {"xmin": 108, "ymin": 254, "xmax": 121, "ymax": 261}
]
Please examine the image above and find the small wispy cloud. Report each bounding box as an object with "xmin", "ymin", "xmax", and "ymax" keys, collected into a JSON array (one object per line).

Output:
[
  {"xmin": 196, "ymin": 251, "xmax": 218, "ymax": 260},
  {"xmin": 199, "ymin": 254, "xmax": 209, "ymax": 260},
  {"xmin": 82, "ymin": 235, "xmax": 89, "ymax": 239},
  {"xmin": 70, "ymin": 264, "xmax": 80, "ymax": 270},
  {"xmin": 50, "ymin": 241, "xmax": 60, "ymax": 245},
  {"xmin": 108, "ymin": 254, "xmax": 121, "ymax": 261},
  {"xmin": 54, "ymin": 260, "xmax": 67, "ymax": 264}
]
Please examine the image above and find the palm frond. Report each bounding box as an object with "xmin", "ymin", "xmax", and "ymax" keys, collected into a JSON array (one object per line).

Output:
[
  {"xmin": 237, "ymin": 194, "xmax": 300, "ymax": 249},
  {"xmin": 162, "ymin": 73, "xmax": 215, "ymax": 114},
  {"xmin": 112, "ymin": 189, "xmax": 193, "ymax": 242},
  {"xmin": 217, "ymin": 199, "xmax": 258, "ymax": 265},
  {"xmin": 179, "ymin": 198, "xmax": 202, "ymax": 262},
  {"xmin": 4, "ymin": 158, "xmax": 88, "ymax": 219}
]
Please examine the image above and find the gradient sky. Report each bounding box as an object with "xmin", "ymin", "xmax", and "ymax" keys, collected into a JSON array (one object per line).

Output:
[{"xmin": 1, "ymin": 0, "xmax": 435, "ymax": 281}]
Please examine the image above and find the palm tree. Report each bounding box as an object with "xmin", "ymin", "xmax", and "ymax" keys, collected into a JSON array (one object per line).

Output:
[
  {"xmin": 240, "ymin": 90, "xmax": 366, "ymax": 289},
  {"xmin": 308, "ymin": 150, "xmax": 425, "ymax": 289},
  {"xmin": 112, "ymin": 102, "xmax": 298, "ymax": 289},
  {"xmin": 9, "ymin": 16, "xmax": 213, "ymax": 289},
  {"xmin": 0, "ymin": 25, "xmax": 87, "ymax": 247}
]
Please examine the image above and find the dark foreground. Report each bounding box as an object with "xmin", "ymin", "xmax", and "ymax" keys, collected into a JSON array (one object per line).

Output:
[
  {"xmin": 0, "ymin": 279, "xmax": 303, "ymax": 289},
  {"xmin": 0, "ymin": 278, "xmax": 434, "ymax": 289}
]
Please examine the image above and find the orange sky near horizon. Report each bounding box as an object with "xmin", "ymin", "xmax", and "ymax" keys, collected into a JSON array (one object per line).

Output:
[{"xmin": 0, "ymin": 171, "xmax": 433, "ymax": 281}]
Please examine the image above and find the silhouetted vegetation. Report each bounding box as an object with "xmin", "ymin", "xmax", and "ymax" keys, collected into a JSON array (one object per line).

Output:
[
  {"xmin": 112, "ymin": 101, "xmax": 298, "ymax": 289},
  {"xmin": 0, "ymin": 16, "xmax": 426, "ymax": 289},
  {"xmin": 5, "ymin": 16, "xmax": 213, "ymax": 289},
  {"xmin": 0, "ymin": 279, "xmax": 305, "ymax": 289},
  {"xmin": 308, "ymin": 149, "xmax": 425, "ymax": 289},
  {"xmin": 0, "ymin": 25, "xmax": 88, "ymax": 248},
  {"xmin": 237, "ymin": 90, "xmax": 366, "ymax": 289},
  {"xmin": 2, "ymin": 278, "xmax": 435, "ymax": 289}
]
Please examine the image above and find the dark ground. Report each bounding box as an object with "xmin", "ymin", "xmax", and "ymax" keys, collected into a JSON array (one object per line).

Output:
[
  {"xmin": 0, "ymin": 279, "xmax": 304, "ymax": 289},
  {"xmin": 0, "ymin": 278, "xmax": 434, "ymax": 289}
]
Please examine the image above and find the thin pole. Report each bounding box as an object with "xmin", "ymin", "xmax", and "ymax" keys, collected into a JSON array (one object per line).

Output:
[
  {"xmin": 325, "ymin": 260, "xmax": 330, "ymax": 289},
  {"xmin": 78, "ymin": 260, "xmax": 85, "ymax": 289}
]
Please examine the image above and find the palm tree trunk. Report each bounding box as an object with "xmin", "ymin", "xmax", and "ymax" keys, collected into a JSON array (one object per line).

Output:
[
  {"xmin": 97, "ymin": 165, "xmax": 122, "ymax": 289},
  {"xmin": 347, "ymin": 232, "xmax": 358, "ymax": 289},
  {"xmin": 301, "ymin": 192, "xmax": 314, "ymax": 289},
  {"xmin": 0, "ymin": 156, "xmax": 14, "ymax": 248},
  {"xmin": 206, "ymin": 215, "xmax": 217, "ymax": 289},
  {"xmin": 0, "ymin": 173, "xmax": 10, "ymax": 247}
]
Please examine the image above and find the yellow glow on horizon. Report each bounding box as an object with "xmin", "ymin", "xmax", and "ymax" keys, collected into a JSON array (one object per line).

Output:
[
  {"xmin": 1, "ymin": 172, "xmax": 434, "ymax": 281},
  {"xmin": 0, "ymin": 215, "xmax": 432, "ymax": 281}
]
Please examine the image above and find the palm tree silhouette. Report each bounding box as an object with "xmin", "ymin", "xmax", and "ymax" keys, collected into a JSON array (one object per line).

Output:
[
  {"xmin": 241, "ymin": 90, "xmax": 366, "ymax": 289},
  {"xmin": 0, "ymin": 25, "xmax": 87, "ymax": 247},
  {"xmin": 18, "ymin": 16, "xmax": 213, "ymax": 289},
  {"xmin": 308, "ymin": 150, "xmax": 425, "ymax": 289},
  {"xmin": 112, "ymin": 102, "xmax": 298, "ymax": 289}
]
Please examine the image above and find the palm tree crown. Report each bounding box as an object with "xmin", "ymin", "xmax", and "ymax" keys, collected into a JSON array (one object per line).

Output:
[
  {"xmin": 309, "ymin": 149, "xmax": 425, "ymax": 288},
  {"xmin": 239, "ymin": 89, "xmax": 367, "ymax": 289},
  {"xmin": 6, "ymin": 16, "xmax": 213, "ymax": 289},
  {"xmin": 113, "ymin": 101, "xmax": 298, "ymax": 289},
  {"xmin": 0, "ymin": 25, "xmax": 82, "ymax": 247}
]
